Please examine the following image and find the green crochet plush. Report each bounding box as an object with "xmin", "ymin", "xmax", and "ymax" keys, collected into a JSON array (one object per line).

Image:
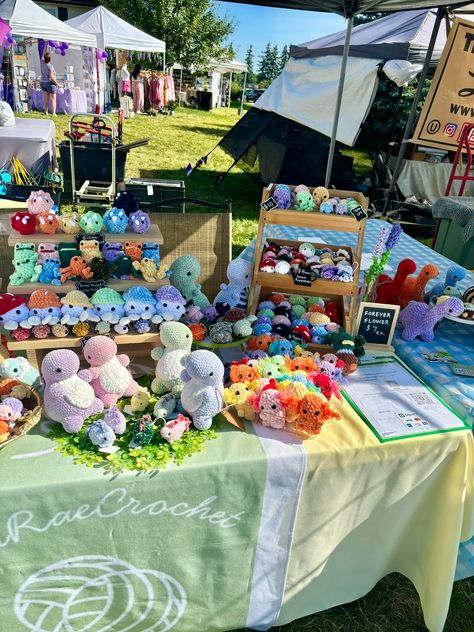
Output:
[
  {"xmin": 150, "ymin": 321, "xmax": 193, "ymax": 395},
  {"xmin": 169, "ymin": 255, "xmax": 210, "ymax": 309},
  {"xmin": 9, "ymin": 243, "xmax": 41, "ymax": 286}
]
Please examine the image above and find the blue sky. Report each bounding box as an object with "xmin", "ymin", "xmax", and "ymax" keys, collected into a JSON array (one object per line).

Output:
[{"xmin": 216, "ymin": 2, "xmax": 345, "ymax": 62}]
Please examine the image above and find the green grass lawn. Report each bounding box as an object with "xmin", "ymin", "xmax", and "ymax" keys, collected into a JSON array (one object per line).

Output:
[{"xmin": 20, "ymin": 107, "xmax": 473, "ymax": 632}]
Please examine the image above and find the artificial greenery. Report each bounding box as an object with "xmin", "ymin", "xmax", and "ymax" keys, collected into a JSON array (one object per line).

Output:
[{"xmin": 49, "ymin": 376, "xmax": 218, "ymax": 473}]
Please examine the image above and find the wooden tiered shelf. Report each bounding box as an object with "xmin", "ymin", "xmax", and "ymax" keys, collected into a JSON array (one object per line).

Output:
[{"xmin": 8, "ymin": 224, "xmax": 163, "ymax": 246}]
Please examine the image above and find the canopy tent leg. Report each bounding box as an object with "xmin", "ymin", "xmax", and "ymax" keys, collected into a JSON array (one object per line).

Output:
[
  {"xmin": 383, "ymin": 7, "xmax": 445, "ymax": 210},
  {"xmin": 179, "ymin": 67, "xmax": 183, "ymax": 106},
  {"xmin": 228, "ymin": 71, "xmax": 233, "ymax": 107},
  {"xmin": 162, "ymin": 51, "xmax": 166, "ymax": 71},
  {"xmin": 239, "ymin": 71, "xmax": 247, "ymax": 116},
  {"xmin": 324, "ymin": 17, "xmax": 353, "ymax": 188}
]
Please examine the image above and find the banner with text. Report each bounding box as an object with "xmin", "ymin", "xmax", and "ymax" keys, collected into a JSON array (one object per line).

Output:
[{"xmin": 413, "ymin": 18, "xmax": 474, "ymax": 151}]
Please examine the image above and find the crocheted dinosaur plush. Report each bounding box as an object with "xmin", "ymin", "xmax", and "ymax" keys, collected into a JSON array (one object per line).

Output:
[
  {"xmin": 425, "ymin": 264, "xmax": 466, "ymax": 302},
  {"xmin": 398, "ymin": 264, "xmax": 439, "ymax": 308},
  {"xmin": 399, "ymin": 297, "xmax": 464, "ymax": 341},
  {"xmin": 376, "ymin": 258, "xmax": 416, "ymax": 304}
]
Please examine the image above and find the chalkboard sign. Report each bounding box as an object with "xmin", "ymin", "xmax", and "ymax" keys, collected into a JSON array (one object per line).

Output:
[
  {"xmin": 75, "ymin": 279, "xmax": 108, "ymax": 297},
  {"xmin": 75, "ymin": 233, "xmax": 105, "ymax": 249},
  {"xmin": 291, "ymin": 264, "xmax": 316, "ymax": 287},
  {"xmin": 355, "ymin": 302, "xmax": 400, "ymax": 350},
  {"xmin": 261, "ymin": 197, "xmax": 278, "ymax": 212},
  {"xmin": 349, "ymin": 204, "xmax": 368, "ymax": 222}
]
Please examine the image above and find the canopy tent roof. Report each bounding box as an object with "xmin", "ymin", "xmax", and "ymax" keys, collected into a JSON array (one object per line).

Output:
[
  {"xmin": 210, "ymin": 59, "xmax": 248, "ymax": 73},
  {"xmin": 290, "ymin": 9, "xmax": 446, "ymax": 64},
  {"xmin": 220, "ymin": 0, "xmax": 471, "ymax": 17},
  {"xmin": 66, "ymin": 6, "xmax": 165, "ymax": 53},
  {"xmin": 0, "ymin": 0, "xmax": 97, "ymax": 47}
]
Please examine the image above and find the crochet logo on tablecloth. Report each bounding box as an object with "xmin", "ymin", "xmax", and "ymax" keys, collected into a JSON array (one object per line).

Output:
[{"xmin": 14, "ymin": 555, "xmax": 187, "ymax": 632}]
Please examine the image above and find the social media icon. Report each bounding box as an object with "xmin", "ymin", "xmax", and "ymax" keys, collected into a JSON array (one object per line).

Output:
[
  {"xmin": 459, "ymin": 123, "xmax": 474, "ymax": 143},
  {"xmin": 443, "ymin": 122, "xmax": 457, "ymax": 137}
]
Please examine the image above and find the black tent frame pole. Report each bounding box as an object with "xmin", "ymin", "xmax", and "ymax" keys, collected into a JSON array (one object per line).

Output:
[{"xmin": 383, "ymin": 6, "xmax": 445, "ymax": 210}]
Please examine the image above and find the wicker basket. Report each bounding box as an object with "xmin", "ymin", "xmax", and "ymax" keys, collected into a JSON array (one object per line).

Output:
[{"xmin": 0, "ymin": 381, "xmax": 43, "ymax": 449}]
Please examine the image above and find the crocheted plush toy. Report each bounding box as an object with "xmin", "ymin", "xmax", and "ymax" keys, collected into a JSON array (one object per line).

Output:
[
  {"xmin": 114, "ymin": 191, "xmax": 139, "ymax": 216},
  {"xmin": 79, "ymin": 239, "xmax": 102, "ymax": 263},
  {"xmin": 79, "ymin": 210, "xmax": 104, "ymax": 234},
  {"xmin": 87, "ymin": 420, "xmax": 118, "ymax": 453},
  {"xmin": 0, "ymin": 294, "xmax": 30, "ymax": 330},
  {"xmin": 398, "ymin": 264, "xmax": 439, "ymax": 307},
  {"xmin": 169, "ymin": 255, "xmax": 210, "ymax": 309},
  {"xmin": 376, "ymin": 258, "xmax": 417, "ymax": 305},
  {"xmin": 425, "ymin": 265, "xmax": 466, "ymax": 302},
  {"xmin": 26, "ymin": 190, "xmax": 54, "ymax": 215},
  {"xmin": 399, "ymin": 297, "xmax": 464, "ymax": 342},
  {"xmin": 83, "ymin": 336, "xmax": 139, "ymax": 407},
  {"xmin": 250, "ymin": 380, "xmax": 288, "ymax": 429},
  {"xmin": 58, "ymin": 212, "xmax": 81, "ymax": 234},
  {"xmin": 294, "ymin": 190, "xmax": 315, "ymax": 212},
  {"xmin": 160, "ymin": 414, "xmax": 192, "ymax": 443},
  {"xmin": 60, "ymin": 256, "xmax": 93, "ymax": 283},
  {"xmin": 213, "ymin": 258, "xmax": 253, "ymax": 310},
  {"xmin": 9, "ymin": 244, "xmax": 41, "ymax": 286},
  {"xmin": 154, "ymin": 286, "xmax": 187, "ymax": 322},
  {"xmin": 36, "ymin": 211, "xmax": 58, "ymax": 235},
  {"xmin": 129, "ymin": 210, "xmax": 151, "ymax": 233},
  {"xmin": 123, "ymin": 286, "xmax": 156, "ymax": 321},
  {"xmin": 27, "ymin": 290, "xmax": 62, "ymax": 326},
  {"xmin": 90, "ymin": 288, "xmax": 127, "ymax": 324},
  {"xmin": 60, "ymin": 290, "xmax": 96, "ymax": 325},
  {"xmin": 132, "ymin": 258, "xmax": 167, "ymax": 282},
  {"xmin": 38, "ymin": 258, "xmax": 61, "ymax": 286},
  {"xmin": 324, "ymin": 329, "xmax": 365, "ymax": 375},
  {"xmin": 103, "ymin": 406, "xmax": 127, "ymax": 434},
  {"xmin": 123, "ymin": 241, "xmax": 142, "ymax": 261},
  {"xmin": 0, "ymin": 397, "xmax": 23, "ymax": 424},
  {"xmin": 181, "ymin": 350, "xmax": 224, "ymax": 430},
  {"xmin": 42, "ymin": 349, "xmax": 104, "ymax": 432},
  {"xmin": 103, "ymin": 208, "xmax": 129, "ymax": 234},
  {"xmin": 142, "ymin": 243, "xmax": 160, "ymax": 266},
  {"xmin": 103, "ymin": 242, "xmax": 124, "ymax": 264},
  {"xmin": 229, "ymin": 359, "xmax": 259, "ymax": 384},
  {"xmin": 224, "ymin": 383, "xmax": 254, "ymax": 420},
  {"xmin": 273, "ymin": 184, "xmax": 292, "ymax": 209},
  {"xmin": 312, "ymin": 186, "xmax": 330, "ymax": 206},
  {"xmin": 108, "ymin": 255, "xmax": 140, "ymax": 280},
  {"xmin": 150, "ymin": 322, "xmax": 193, "ymax": 395},
  {"xmin": 296, "ymin": 394, "xmax": 341, "ymax": 435},
  {"xmin": 312, "ymin": 373, "xmax": 342, "ymax": 401},
  {"xmin": 0, "ymin": 356, "xmax": 40, "ymax": 389},
  {"xmin": 11, "ymin": 211, "xmax": 36, "ymax": 235}
]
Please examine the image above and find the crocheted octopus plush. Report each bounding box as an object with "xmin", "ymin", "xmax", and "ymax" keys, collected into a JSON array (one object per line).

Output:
[
  {"xmin": 82, "ymin": 336, "xmax": 139, "ymax": 407},
  {"xmin": 154, "ymin": 286, "xmax": 187, "ymax": 322},
  {"xmin": 180, "ymin": 350, "xmax": 225, "ymax": 430},
  {"xmin": 150, "ymin": 322, "xmax": 193, "ymax": 395},
  {"xmin": 42, "ymin": 349, "xmax": 104, "ymax": 433}
]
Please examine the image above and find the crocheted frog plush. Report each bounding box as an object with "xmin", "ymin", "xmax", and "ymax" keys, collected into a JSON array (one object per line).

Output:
[
  {"xmin": 42, "ymin": 349, "xmax": 104, "ymax": 433},
  {"xmin": 150, "ymin": 322, "xmax": 193, "ymax": 395},
  {"xmin": 79, "ymin": 210, "xmax": 104, "ymax": 234},
  {"xmin": 79, "ymin": 239, "xmax": 102, "ymax": 263},
  {"xmin": 90, "ymin": 288, "xmax": 127, "ymax": 325},
  {"xmin": 9, "ymin": 244, "xmax": 41, "ymax": 286},
  {"xmin": 82, "ymin": 335, "xmax": 139, "ymax": 407},
  {"xmin": 169, "ymin": 255, "xmax": 210, "ymax": 309},
  {"xmin": 213, "ymin": 258, "xmax": 253, "ymax": 310},
  {"xmin": 154, "ymin": 286, "xmax": 187, "ymax": 323},
  {"xmin": 38, "ymin": 257, "xmax": 61, "ymax": 286},
  {"xmin": 122, "ymin": 286, "xmax": 157, "ymax": 321},
  {"xmin": 103, "ymin": 242, "xmax": 124, "ymax": 264},
  {"xmin": 37, "ymin": 243, "xmax": 59, "ymax": 265},
  {"xmin": 109, "ymin": 255, "xmax": 140, "ymax": 280},
  {"xmin": 0, "ymin": 294, "xmax": 30, "ymax": 330},
  {"xmin": 0, "ymin": 356, "xmax": 40, "ymax": 389},
  {"xmin": 103, "ymin": 208, "xmax": 129, "ymax": 234},
  {"xmin": 181, "ymin": 350, "xmax": 224, "ymax": 430}
]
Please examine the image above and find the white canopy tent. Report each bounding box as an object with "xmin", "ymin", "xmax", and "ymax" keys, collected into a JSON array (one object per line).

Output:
[
  {"xmin": 0, "ymin": 0, "xmax": 97, "ymax": 46},
  {"xmin": 66, "ymin": 6, "xmax": 165, "ymax": 54},
  {"xmin": 255, "ymin": 9, "xmax": 447, "ymax": 147}
]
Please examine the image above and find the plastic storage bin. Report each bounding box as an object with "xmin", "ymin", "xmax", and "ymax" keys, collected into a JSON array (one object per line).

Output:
[
  {"xmin": 124, "ymin": 178, "xmax": 185, "ymax": 213},
  {"xmin": 433, "ymin": 219, "xmax": 474, "ymax": 268}
]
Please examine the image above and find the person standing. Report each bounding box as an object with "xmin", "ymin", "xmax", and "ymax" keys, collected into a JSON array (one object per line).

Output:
[{"xmin": 40, "ymin": 52, "xmax": 59, "ymax": 115}]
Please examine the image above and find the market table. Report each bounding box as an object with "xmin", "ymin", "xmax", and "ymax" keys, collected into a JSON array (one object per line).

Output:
[
  {"xmin": 29, "ymin": 88, "xmax": 88, "ymax": 115},
  {"xmin": 0, "ymin": 117, "xmax": 55, "ymax": 171}
]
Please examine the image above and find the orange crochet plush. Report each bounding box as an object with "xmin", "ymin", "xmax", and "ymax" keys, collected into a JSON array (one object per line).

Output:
[
  {"xmin": 189, "ymin": 323, "xmax": 207, "ymax": 341},
  {"xmin": 60, "ymin": 256, "xmax": 94, "ymax": 283},
  {"xmin": 296, "ymin": 394, "xmax": 341, "ymax": 435},
  {"xmin": 230, "ymin": 360, "xmax": 259, "ymax": 383},
  {"xmin": 246, "ymin": 334, "xmax": 274, "ymax": 353},
  {"xmin": 286, "ymin": 356, "xmax": 319, "ymax": 373},
  {"xmin": 399, "ymin": 264, "xmax": 439, "ymax": 308}
]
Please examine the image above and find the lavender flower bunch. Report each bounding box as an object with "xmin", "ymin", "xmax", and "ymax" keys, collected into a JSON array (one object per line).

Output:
[{"xmin": 363, "ymin": 223, "xmax": 403, "ymax": 301}]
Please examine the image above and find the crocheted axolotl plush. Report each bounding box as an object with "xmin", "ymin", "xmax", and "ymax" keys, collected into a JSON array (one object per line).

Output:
[
  {"xmin": 296, "ymin": 393, "xmax": 341, "ymax": 436},
  {"xmin": 9, "ymin": 244, "xmax": 41, "ymax": 286},
  {"xmin": 213, "ymin": 258, "xmax": 253, "ymax": 310},
  {"xmin": 150, "ymin": 321, "xmax": 193, "ymax": 395},
  {"xmin": 0, "ymin": 356, "xmax": 40, "ymax": 389},
  {"xmin": 181, "ymin": 349, "xmax": 224, "ymax": 430},
  {"xmin": 42, "ymin": 349, "xmax": 104, "ymax": 433},
  {"xmin": 169, "ymin": 255, "xmax": 210, "ymax": 309},
  {"xmin": 82, "ymin": 335, "xmax": 139, "ymax": 407},
  {"xmin": 60, "ymin": 256, "xmax": 93, "ymax": 283},
  {"xmin": 399, "ymin": 297, "xmax": 464, "ymax": 342}
]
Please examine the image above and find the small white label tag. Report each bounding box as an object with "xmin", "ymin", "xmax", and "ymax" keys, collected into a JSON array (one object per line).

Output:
[{"xmin": 147, "ymin": 185, "xmax": 153, "ymax": 196}]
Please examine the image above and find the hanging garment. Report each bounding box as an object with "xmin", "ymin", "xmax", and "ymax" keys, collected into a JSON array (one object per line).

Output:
[
  {"xmin": 120, "ymin": 65, "xmax": 131, "ymax": 95},
  {"xmin": 110, "ymin": 68, "xmax": 117, "ymax": 99},
  {"xmin": 132, "ymin": 78, "xmax": 144, "ymax": 113},
  {"xmin": 165, "ymin": 75, "xmax": 176, "ymax": 102},
  {"xmin": 143, "ymin": 76, "xmax": 151, "ymax": 111}
]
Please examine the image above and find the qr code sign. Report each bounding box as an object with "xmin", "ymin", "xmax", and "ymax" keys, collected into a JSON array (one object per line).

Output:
[{"xmin": 408, "ymin": 391, "xmax": 435, "ymax": 406}]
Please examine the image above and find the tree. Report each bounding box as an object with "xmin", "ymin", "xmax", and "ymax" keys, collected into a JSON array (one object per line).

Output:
[
  {"xmin": 258, "ymin": 43, "xmax": 273, "ymax": 83},
  {"xmin": 101, "ymin": 0, "xmax": 235, "ymax": 69},
  {"xmin": 353, "ymin": 13, "xmax": 389, "ymax": 26},
  {"xmin": 245, "ymin": 45, "xmax": 255, "ymax": 83},
  {"xmin": 279, "ymin": 44, "xmax": 289, "ymax": 72},
  {"xmin": 227, "ymin": 42, "xmax": 236, "ymax": 60},
  {"xmin": 271, "ymin": 45, "xmax": 279, "ymax": 77}
]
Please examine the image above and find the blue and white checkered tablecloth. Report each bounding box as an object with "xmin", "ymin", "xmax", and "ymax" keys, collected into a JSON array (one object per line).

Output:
[{"xmin": 240, "ymin": 218, "xmax": 474, "ymax": 580}]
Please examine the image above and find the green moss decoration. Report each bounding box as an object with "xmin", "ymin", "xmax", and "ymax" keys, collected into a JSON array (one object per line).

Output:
[{"xmin": 48, "ymin": 376, "xmax": 218, "ymax": 473}]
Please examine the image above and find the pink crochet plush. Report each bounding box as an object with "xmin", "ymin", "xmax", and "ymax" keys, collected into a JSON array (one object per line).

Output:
[
  {"xmin": 82, "ymin": 335, "xmax": 139, "ymax": 407},
  {"xmin": 42, "ymin": 349, "xmax": 104, "ymax": 433}
]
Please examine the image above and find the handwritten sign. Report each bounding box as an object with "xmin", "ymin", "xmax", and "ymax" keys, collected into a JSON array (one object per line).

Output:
[
  {"xmin": 355, "ymin": 302, "xmax": 400, "ymax": 351},
  {"xmin": 413, "ymin": 18, "xmax": 474, "ymax": 151},
  {"xmin": 261, "ymin": 197, "xmax": 278, "ymax": 212},
  {"xmin": 349, "ymin": 204, "xmax": 368, "ymax": 222},
  {"xmin": 75, "ymin": 279, "xmax": 108, "ymax": 297},
  {"xmin": 291, "ymin": 264, "xmax": 315, "ymax": 287}
]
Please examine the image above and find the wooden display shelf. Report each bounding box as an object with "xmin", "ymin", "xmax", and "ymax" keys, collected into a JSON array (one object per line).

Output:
[
  {"xmin": 254, "ymin": 272, "xmax": 356, "ymax": 296},
  {"xmin": 8, "ymin": 224, "xmax": 164, "ymax": 246},
  {"xmin": 7, "ymin": 331, "xmax": 162, "ymax": 370},
  {"xmin": 7, "ymin": 277, "xmax": 169, "ymax": 295}
]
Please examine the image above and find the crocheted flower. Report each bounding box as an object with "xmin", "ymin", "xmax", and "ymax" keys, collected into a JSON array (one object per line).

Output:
[
  {"xmin": 51, "ymin": 323, "xmax": 69, "ymax": 338},
  {"xmin": 72, "ymin": 322, "xmax": 90, "ymax": 337},
  {"xmin": 11, "ymin": 327, "xmax": 30, "ymax": 341},
  {"xmin": 32, "ymin": 324, "xmax": 51, "ymax": 339},
  {"xmin": 384, "ymin": 223, "xmax": 403, "ymax": 252},
  {"xmin": 95, "ymin": 321, "xmax": 111, "ymax": 335}
]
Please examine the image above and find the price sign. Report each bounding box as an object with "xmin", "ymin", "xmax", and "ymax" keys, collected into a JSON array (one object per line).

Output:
[
  {"xmin": 349, "ymin": 204, "xmax": 368, "ymax": 222},
  {"xmin": 75, "ymin": 279, "xmax": 108, "ymax": 297},
  {"xmin": 75, "ymin": 233, "xmax": 105, "ymax": 249},
  {"xmin": 355, "ymin": 302, "xmax": 400, "ymax": 352},
  {"xmin": 261, "ymin": 197, "xmax": 278, "ymax": 212},
  {"xmin": 291, "ymin": 264, "xmax": 315, "ymax": 287}
]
